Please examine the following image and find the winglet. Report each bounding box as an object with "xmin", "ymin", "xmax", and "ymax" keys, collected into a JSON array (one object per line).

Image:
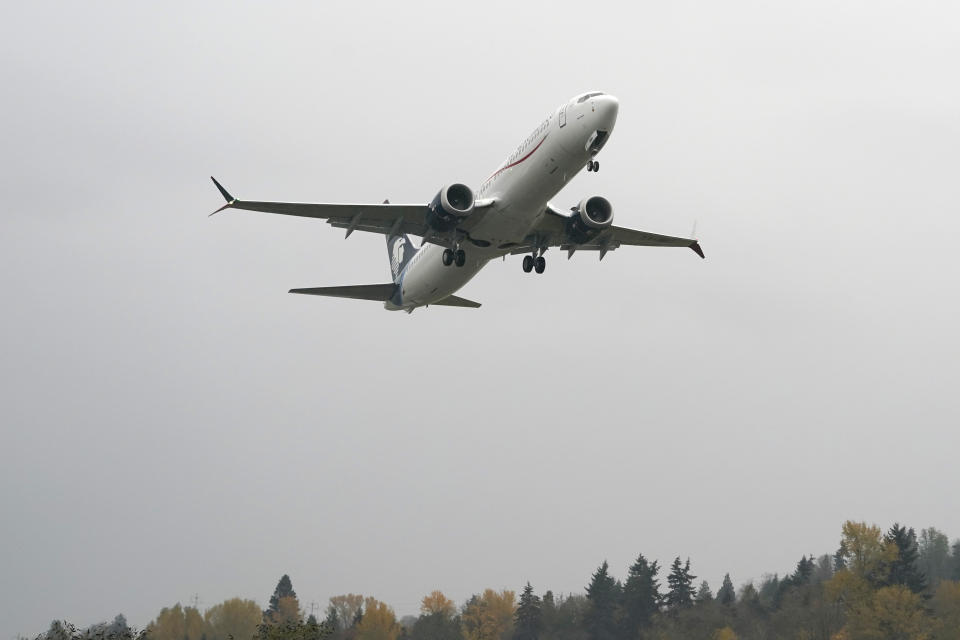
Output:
[
  {"xmin": 690, "ymin": 241, "xmax": 705, "ymax": 259},
  {"xmin": 209, "ymin": 176, "xmax": 236, "ymax": 215}
]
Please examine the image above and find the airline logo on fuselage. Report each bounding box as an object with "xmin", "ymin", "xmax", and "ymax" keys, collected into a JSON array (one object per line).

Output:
[{"xmin": 391, "ymin": 237, "xmax": 406, "ymax": 275}]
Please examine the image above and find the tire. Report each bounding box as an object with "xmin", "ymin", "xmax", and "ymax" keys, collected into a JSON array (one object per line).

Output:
[
  {"xmin": 442, "ymin": 249, "xmax": 454, "ymax": 266},
  {"xmin": 534, "ymin": 256, "xmax": 546, "ymax": 274},
  {"xmin": 455, "ymin": 249, "xmax": 466, "ymax": 267},
  {"xmin": 594, "ymin": 161, "xmax": 599, "ymax": 172},
  {"xmin": 522, "ymin": 255, "xmax": 534, "ymax": 273}
]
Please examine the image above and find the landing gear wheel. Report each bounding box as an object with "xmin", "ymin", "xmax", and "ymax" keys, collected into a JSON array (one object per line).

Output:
[
  {"xmin": 593, "ymin": 160, "xmax": 599, "ymax": 172},
  {"xmin": 587, "ymin": 161, "xmax": 594, "ymax": 172},
  {"xmin": 442, "ymin": 248, "xmax": 454, "ymax": 266},
  {"xmin": 522, "ymin": 255, "xmax": 534, "ymax": 273},
  {"xmin": 454, "ymin": 249, "xmax": 466, "ymax": 267},
  {"xmin": 534, "ymin": 256, "xmax": 546, "ymax": 274}
]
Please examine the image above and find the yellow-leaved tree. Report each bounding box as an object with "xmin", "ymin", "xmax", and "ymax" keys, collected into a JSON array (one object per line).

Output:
[
  {"xmin": 420, "ymin": 590, "xmax": 456, "ymax": 619},
  {"xmin": 461, "ymin": 589, "xmax": 515, "ymax": 640},
  {"xmin": 846, "ymin": 585, "xmax": 930, "ymax": 640},
  {"xmin": 148, "ymin": 604, "xmax": 206, "ymax": 640},
  {"xmin": 327, "ymin": 594, "xmax": 364, "ymax": 632},
  {"xmin": 840, "ymin": 521, "xmax": 898, "ymax": 583},
  {"xmin": 271, "ymin": 596, "xmax": 302, "ymax": 626},
  {"xmin": 355, "ymin": 597, "xmax": 400, "ymax": 640},
  {"xmin": 932, "ymin": 580, "xmax": 960, "ymax": 640},
  {"xmin": 713, "ymin": 627, "xmax": 738, "ymax": 640},
  {"xmin": 827, "ymin": 522, "xmax": 933, "ymax": 640},
  {"xmin": 204, "ymin": 598, "xmax": 262, "ymax": 640}
]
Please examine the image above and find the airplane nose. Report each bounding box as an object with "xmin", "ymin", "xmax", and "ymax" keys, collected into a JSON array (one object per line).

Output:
[{"xmin": 597, "ymin": 95, "xmax": 619, "ymax": 128}]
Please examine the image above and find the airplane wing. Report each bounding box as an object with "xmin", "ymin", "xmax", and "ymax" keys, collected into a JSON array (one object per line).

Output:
[
  {"xmin": 209, "ymin": 177, "xmax": 432, "ymax": 238},
  {"xmin": 512, "ymin": 205, "xmax": 704, "ymax": 260}
]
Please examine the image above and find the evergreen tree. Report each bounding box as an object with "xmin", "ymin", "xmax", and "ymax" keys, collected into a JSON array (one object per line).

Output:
[
  {"xmin": 885, "ymin": 524, "xmax": 926, "ymax": 593},
  {"xmin": 919, "ymin": 527, "xmax": 951, "ymax": 587},
  {"xmin": 834, "ymin": 541, "xmax": 848, "ymax": 572},
  {"xmin": 790, "ymin": 556, "xmax": 815, "ymax": 586},
  {"xmin": 695, "ymin": 581, "xmax": 713, "ymax": 604},
  {"xmin": 323, "ymin": 609, "xmax": 340, "ymax": 634},
  {"xmin": 621, "ymin": 554, "xmax": 660, "ymax": 638},
  {"xmin": 266, "ymin": 575, "xmax": 299, "ymax": 622},
  {"xmin": 410, "ymin": 613, "xmax": 463, "ymax": 640},
  {"xmin": 584, "ymin": 561, "xmax": 620, "ymax": 640},
  {"xmin": 540, "ymin": 590, "xmax": 556, "ymax": 634},
  {"xmin": 664, "ymin": 558, "xmax": 696, "ymax": 611},
  {"xmin": 952, "ymin": 541, "xmax": 960, "ymax": 581},
  {"xmin": 717, "ymin": 574, "xmax": 736, "ymax": 606},
  {"xmin": 352, "ymin": 606, "xmax": 363, "ymax": 629},
  {"xmin": 513, "ymin": 583, "xmax": 542, "ymax": 640}
]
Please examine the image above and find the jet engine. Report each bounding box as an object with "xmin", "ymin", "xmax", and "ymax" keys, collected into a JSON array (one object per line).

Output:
[
  {"xmin": 427, "ymin": 183, "xmax": 475, "ymax": 232},
  {"xmin": 574, "ymin": 196, "xmax": 614, "ymax": 230}
]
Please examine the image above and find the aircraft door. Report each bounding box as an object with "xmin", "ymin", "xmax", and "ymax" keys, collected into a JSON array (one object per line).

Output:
[{"xmin": 559, "ymin": 104, "xmax": 567, "ymax": 128}]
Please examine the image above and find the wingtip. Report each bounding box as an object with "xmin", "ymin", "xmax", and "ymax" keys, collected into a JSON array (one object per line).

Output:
[
  {"xmin": 210, "ymin": 176, "xmax": 235, "ymax": 203},
  {"xmin": 690, "ymin": 241, "xmax": 705, "ymax": 259}
]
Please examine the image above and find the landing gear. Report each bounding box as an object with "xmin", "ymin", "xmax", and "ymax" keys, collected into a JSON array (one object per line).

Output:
[
  {"xmin": 586, "ymin": 160, "xmax": 599, "ymax": 172},
  {"xmin": 522, "ymin": 254, "xmax": 546, "ymax": 274},
  {"xmin": 442, "ymin": 248, "xmax": 467, "ymax": 267}
]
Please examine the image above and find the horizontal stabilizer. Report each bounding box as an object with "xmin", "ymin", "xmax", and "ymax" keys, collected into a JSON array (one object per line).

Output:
[
  {"xmin": 431, "ymin": 295, "xmax": 481, "ymax": 308},
  {"xmin": 289, "ymin": 283, "xmax": 397, "ymax": 301}
]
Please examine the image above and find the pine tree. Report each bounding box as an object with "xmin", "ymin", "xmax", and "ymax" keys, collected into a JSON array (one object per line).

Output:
[
  {"xmin": 952, "ymin": 541, "xmax": 960, "ymax": 581},
  {"xmin": 717, "ymin": 574, "xmax": 736, "ymax": 606},
  {"xmin": 585, "ymin": 561, "xmax": 620, "ymax": 640},
  {"xmin": 885, "ymin": 524, "xmax": 927, "ymax": 593},
  {"xmin": 266, "ymin": 575, "xmax": 299, "ymax": 623},
  {"xmin": 513, "ymin": 583, "xmax": 542, "ymax": 640},
  {"xmin": 665, "ymin": 558, "xmax": 696, "ymax": 611},
  {"xmin": 323, "ymin": 609, "xmax": 340, "ymax": 633},
  {"xmin": 790, "ymin": 556, "xmax": 815, "ymax": 586},
  {"xmin": 834, "ymin": 541, "xmax": 848, "ymax": 571},
  {"xmin": 695, "ymin": 581, "xmax": 713, "ymax": 604},
  {"xmin": 621, "ymin": 554, "xmax": 660, "ymax": 638}
]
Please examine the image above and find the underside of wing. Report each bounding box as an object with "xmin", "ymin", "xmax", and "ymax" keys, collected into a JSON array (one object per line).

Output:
[
  {"xmin": 513, "ymin": 205, "xmax": 704, "ymax": 259},
  {"xmin": 430, "ymin": 295, "xmax": 482, "ymax": 308},
  {"xmin": 210, "ymin": 177, "xmax": 431, "ymax": 238},
  {"xmin": 288, "ymin": 283, "xmax": 397, "ymax": 301}
]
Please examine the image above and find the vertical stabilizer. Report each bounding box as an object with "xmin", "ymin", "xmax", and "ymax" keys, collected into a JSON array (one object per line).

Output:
[{"xmin": 386, "ymin": 233, "xmax": 416, "ymax": 283}]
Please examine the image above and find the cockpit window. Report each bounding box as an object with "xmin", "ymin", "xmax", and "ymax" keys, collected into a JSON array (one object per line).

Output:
[{"xmin": 576, "ymin": 92, "xmax": 604, "ymax": 103}]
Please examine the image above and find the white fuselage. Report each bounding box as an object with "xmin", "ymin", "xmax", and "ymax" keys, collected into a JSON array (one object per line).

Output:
[{"xmin": 386, "ymin": 93, "xmax": 619, "ymax": 311}]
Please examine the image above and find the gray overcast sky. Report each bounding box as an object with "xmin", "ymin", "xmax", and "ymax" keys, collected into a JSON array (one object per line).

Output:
[{"xmin": 2, "ymin": 0, "xmax": 959, "ymax": 637}]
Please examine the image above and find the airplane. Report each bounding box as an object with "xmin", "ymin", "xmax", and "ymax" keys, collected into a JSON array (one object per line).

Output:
[{"xmin": 210, "ymin": 91, "xmax": 704, "ymax": 311}]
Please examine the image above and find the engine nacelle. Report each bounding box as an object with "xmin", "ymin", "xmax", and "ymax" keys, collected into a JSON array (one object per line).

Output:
[
  {"xmin": 427, "ymin": 183, "xmax": 475, "ymax": 232},
  {"xmin": 575, "ymin": 196, "xmax": 614, "ymax": 230}
]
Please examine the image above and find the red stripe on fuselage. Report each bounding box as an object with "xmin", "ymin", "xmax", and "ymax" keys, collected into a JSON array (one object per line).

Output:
[{"xmin": 485, "ymin": 135, "xmax": 548, "ymax": 182}]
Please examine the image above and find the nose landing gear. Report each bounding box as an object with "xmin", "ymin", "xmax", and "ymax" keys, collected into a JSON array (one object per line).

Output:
[{"xmin": 586, "ymin": 160, "xmax": 600, "ymax": 172}]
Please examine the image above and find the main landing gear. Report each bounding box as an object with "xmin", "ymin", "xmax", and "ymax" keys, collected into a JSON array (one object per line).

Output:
[
  {"xmin": 586, "ymin": 160, "xmax": 600, "ymax": 172},
  {"xmin": 442, "ymin": 248, "xmax": 466, "ymax": 267},
  {"xmin": 522, "ymin": 255, "xmax": 546, "ymax": 274}
]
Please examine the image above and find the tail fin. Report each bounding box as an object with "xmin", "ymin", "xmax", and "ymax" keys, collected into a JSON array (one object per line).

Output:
[{"xmin": 387, "ymin": 233, "xmax": 417, "ymax": 282}]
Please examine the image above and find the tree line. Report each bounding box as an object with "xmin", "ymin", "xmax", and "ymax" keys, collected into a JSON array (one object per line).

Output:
[{"xmin": 34, "ymin": 521, "xmax": 960, "ymax": 640}]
